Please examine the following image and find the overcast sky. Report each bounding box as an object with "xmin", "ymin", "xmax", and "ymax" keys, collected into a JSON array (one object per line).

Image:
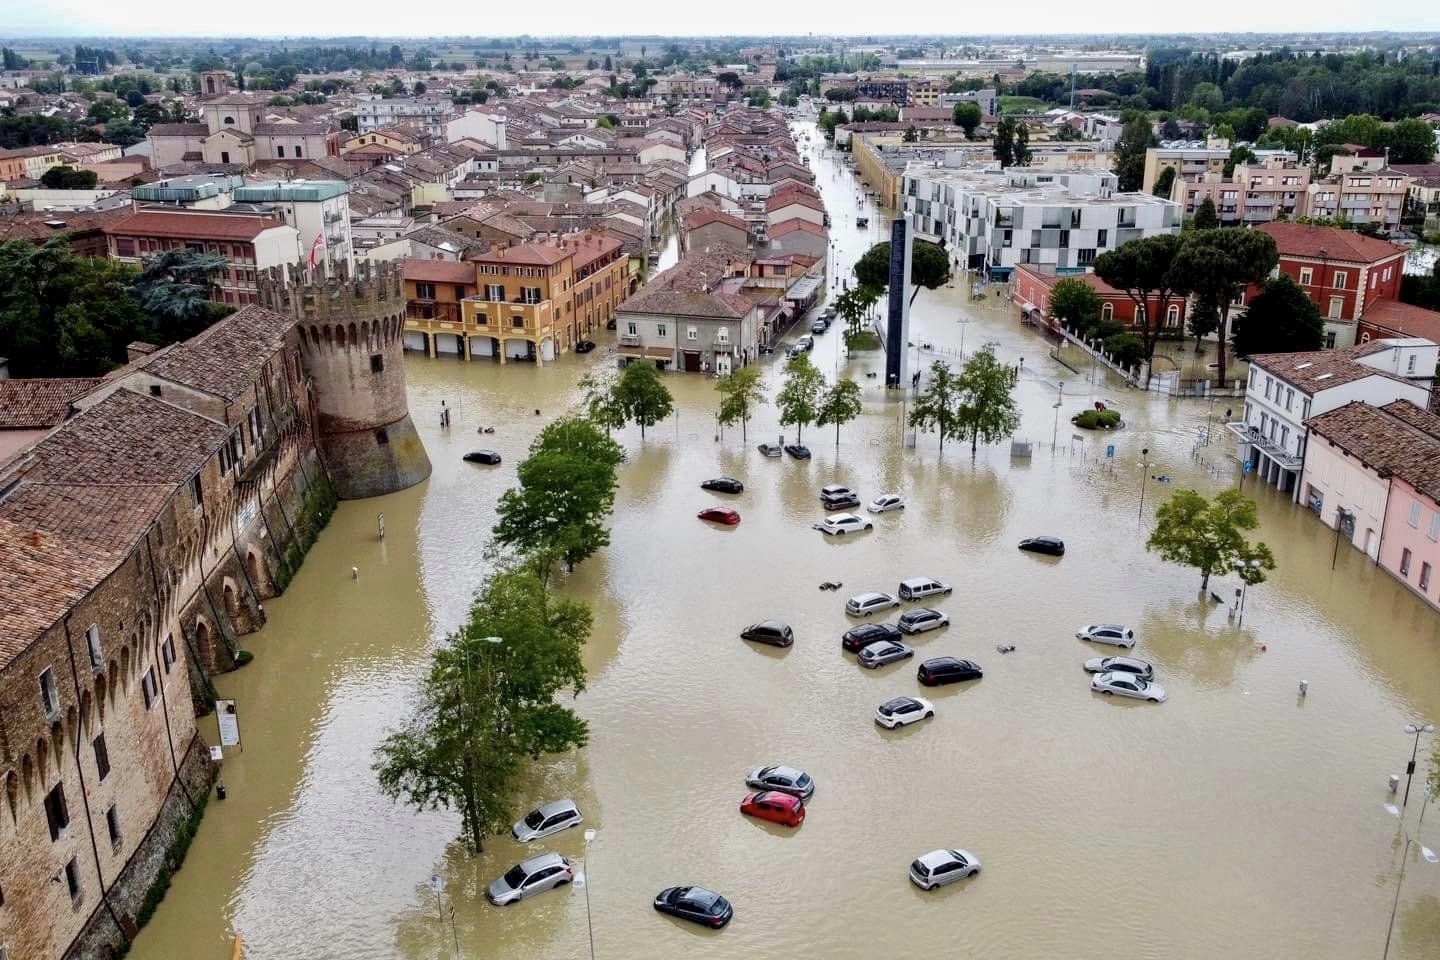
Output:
[{"xmin": 3, "ymin": 2, "xmax": 1439, "ymax": 40}]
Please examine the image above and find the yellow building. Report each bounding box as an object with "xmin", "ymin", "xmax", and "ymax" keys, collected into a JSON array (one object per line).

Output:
[{"xmin": 408, "ymin": 232, "xmax": 628, "ymax": 363}]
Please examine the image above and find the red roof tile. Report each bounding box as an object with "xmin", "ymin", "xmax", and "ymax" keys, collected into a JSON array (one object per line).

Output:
[
  {"xmin": 404, "ymin": 259, "xmax": 477, "ymax": 285},
  {"xmin": 104, "ymin": 209, "xmax": 287, "ymax": 242},
  {"xmin": 0, "ymin": 378, "xmax": 104, "ymax": 429},
  {"xmin": 1256, "ymin": 222, "xmax": 1407, "ymax": 265},
  {"xmin": 1362, "ymin": 299, "xmax": 1440, "ymax": 342}
]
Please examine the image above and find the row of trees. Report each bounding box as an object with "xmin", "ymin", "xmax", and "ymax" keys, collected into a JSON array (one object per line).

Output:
[
  {"xmin": 907, "ymin": 347, "xmax": 1021, "ymax": 453},
  {"xmin": 378, "ymin": 415, "xmax": 622, "ymax": 852},
  {"xmin": 0, "ymin": 239, "xmax": 231, "ymax": 378}
]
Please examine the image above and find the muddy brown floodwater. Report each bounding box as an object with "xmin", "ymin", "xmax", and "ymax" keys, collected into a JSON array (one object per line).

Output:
[{"xmin": 128, "ymin": 123, "xmax": 1440, "ymax": 960}]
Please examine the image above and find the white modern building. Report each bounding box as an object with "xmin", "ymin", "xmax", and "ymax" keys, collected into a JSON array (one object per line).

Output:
[
  {"xmin": 232, "ymin": 180, "xmax": 355, "ymax": 273},
  {"xmin": 354, "ymin": 95, "xmax": 456, "ymax": 137},
  {"xmin": 902, "ymin": 165, "xmax": 1181, "ymax": 279},
  {"xmin": 1226, "ymin": 339, "xmax": 1436, "ymax": 500}
]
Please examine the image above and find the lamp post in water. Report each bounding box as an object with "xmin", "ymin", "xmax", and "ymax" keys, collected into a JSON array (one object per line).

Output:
[
  {"xmin": 581, "ymin": 828, "xmax": 598, "ymax": 960},
  {"xmin": 1382, "ymin": 795, "xmax": 1437, "ymax": 960},
  {"xmin": 1400, "ymin": 722, "xmax": 1434, "ymax": 808}
]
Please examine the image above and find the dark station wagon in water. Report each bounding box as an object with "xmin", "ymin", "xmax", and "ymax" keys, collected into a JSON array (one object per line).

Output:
[
  {"xmin": 653, "ymin": 885, "xmax": 734, "ymax": 928},
  {"xmin": 1018, "ymin": 535, "xmax": 1065, "ymax": 556},
  {"xmin": 741, "ymin": 620, "xmax": 794, "ymax": 647}
]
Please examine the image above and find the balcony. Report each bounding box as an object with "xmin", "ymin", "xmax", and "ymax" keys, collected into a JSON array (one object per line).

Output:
[
  {"xmin": 461, "ymin": 298, "xmax": 553, "ymax": 335},
  {"xmin": 1225, "ymin": 422, "xmax": 1303, "ymax": 470}
]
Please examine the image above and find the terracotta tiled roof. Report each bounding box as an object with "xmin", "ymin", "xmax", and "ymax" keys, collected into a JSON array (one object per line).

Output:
[
  {"xmin": 1306, "ymin": 400, "xmax": 1440, "ymax": 500},
  {"xmin": 1362, "ymin": 299, "xmax": 1440, "ymax": 342},
  {"xmin": 142, "ymin": 304, "xmax": 297, "ymax": 401},
  {"xmin": 0, "ymin": 378, "xmax": 105, "ymax": 429},
  {"xmin": 768, "ymin": 219, "xmax": 828, "ymax": 239},
  {"xmin": 104, "ymin": 209, "xmax": 286, "ymax": 242},
  {"xmin": 683, "ymin": 209, "xmax": 749, "ymax": 233},
  {"xmin": 1255, "ymin": 222, "xmax": 1406, "ymax": 264},
  {"xmin": 404, "ymin": 259, "xmax": 477, "ymax": 285},
  {"xmin": 1250, "ymin": 346, "xmax": 1412, "ymax": 393},
  {"xmin": 147, "ymin": 123, "xmax": 209, "ymax": 137},
  {"xmin": 765, "ymin": 191, "xmax": 825, "ymax": 213}
]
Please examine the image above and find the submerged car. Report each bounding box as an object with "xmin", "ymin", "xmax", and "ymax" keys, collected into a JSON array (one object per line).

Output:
[
  {"xmin": 898, "ymin": 577, "xmax": 951, "ymax": 602},
  {"xmin": 874, "ymin": 695, "xmax": 934, "ymax": 728},
  {"xmin": 740, "ymin": 791, "xmax": 806, "ymax": 827},
  {"xmin": 858, "ymin": 639, "xmax": 914, "ymax": 669},
  {"xmin": 897, "ymin": 608, "xmax": 948, "ymax": 635},
  {"xmin": 1092, "ymin": 671, "xmax": 1167, "ymax": 701},
  {"xmin": 511, "ymin": 799, "xmax": 583, "ymax": 842},
  {"xmin": 819, "ymin": 513, "xmax": 873, "ymax": 536},
  {"xmin": 697, "ymin": 506, "xmax": 741, "ymax": 525},
  {"xmin": 846, "ymin": 591, "xmax": 900, "ymax": 617},
  {"xmin": 917, "ymin": 657, "xmax": 982, "ymax": 686},
  {"xmin": 822, "ymin": 490, "xmax": 860, "ymax": 510},
  {"xmin": 744, "ymin": 764, "xmax": 815, "ymax": 799},
  {"xmin": 909, "ymin": 849, "xmax": 981, "ymax": 890},
  {"xmin": 741, "ymin": 620, "xmax": 794, "ymax": 647},
  {"xmin": 464, "ymin": 450, "xmax": 502, "ymax": 465},
  {"xmin": 1076, "ymin": 624, "xmax": 1136, "ymax": 648},
  {"xmin": 1083, "ymin": 656, "xmax": 1154, "ymax": 680},
  {"xmin": 868, "ymin": 493, "xmax": 905, "ymax": 513},
  {"xmin": 653, "ymin": 886, "xmax": 734, "ymax": 928},
  {"xmin": 701, "ymin": 477, "xmax": 744, "ymax": 494},
  {"xmin": 1019, "ymin": 536, "xmax": 1065, "ymax": 556},
  {"xmin": 810, "ymin": 318, "xmax": 829, "ymax": 334},
  {"xmin": 785, "ymin": 443, "xmax": 812, "ymax": 460},
  {"xmin": 842, "ymin": 622, "xmax": 903, "ymax": 653},
  {"xmin": 757, "ymin": 441, "xmax": 783, "ymax": 457},
  {"xmin": 487, "ymin": 853, "xmax": 573, "ymax": 905},
  {"xmin": 574, "ymin": 339, "xmax": 596, "ymax": 354}
]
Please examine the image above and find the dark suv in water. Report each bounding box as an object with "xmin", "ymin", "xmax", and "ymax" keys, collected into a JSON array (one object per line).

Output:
[{"xmin": 917, "ymin": 657, "xmax": 983, "ymax": 686}]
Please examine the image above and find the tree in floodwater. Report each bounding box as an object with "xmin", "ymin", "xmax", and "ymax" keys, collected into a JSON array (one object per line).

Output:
[
  {"xmin": 374, "ymin": 567, "xmax": 590, "ymax": 853},
  {"xmin": 816, "ymin": 377, "xmax": 863, "ymax": 447},
  {"xmin": 907, "ymin": 360, "xmax": 962, "ymax": 450},
  {"xmin": 716, "ymin": 366, "xmax": 765, "ymax": 440},
  {"xmin": 614, "ymin": 360, "xmax": 674, "ymax": 439},
  {"xmin": 776, "ymin": 352, "xmax": 824, "ymax": 443},
  {"xmin": 954, "ymin": 345, "xmax": 1021, "ymax": 454},
  {"xmin": 1146, "ymin": 488, "xmax": 1276, "ymax": 591}
]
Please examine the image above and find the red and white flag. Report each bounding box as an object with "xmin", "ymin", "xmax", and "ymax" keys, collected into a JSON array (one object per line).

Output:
[{"xmin": 309, "ymin": 232, "xmax": 325, "ymax": 268}]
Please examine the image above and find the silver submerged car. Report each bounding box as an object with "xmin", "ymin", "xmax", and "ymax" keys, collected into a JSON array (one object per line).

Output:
[
  {"xmin": 858, "ymin": 639, "xmax": 914, "ymax": 669},
  {"xmin": 909, "ymin": 848, "xmax": 981, "ymax": 890},
  {"xmin": 1076, "ymin": 623, "xmax": 1136, "ymax": 648},
  {"xmin": 1092, "ymin": 671, "xmax": 1168, "ymax": 702},
  {"xmin": 511, "ymin": 798, "xmax": 583, "ymax": 842},
  {"xmin": 1082, "ymin": 656, "xmax": 1154, "ymax": 680},
  {"xmin": 745, "ymin": 764, "xmax": 815, "ymax": 799},
  {"xmin": 487, "ymin": 852, "xmax": 573, "ymax": 905}
]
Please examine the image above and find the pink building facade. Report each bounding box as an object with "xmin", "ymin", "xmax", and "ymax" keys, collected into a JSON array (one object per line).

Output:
[
  {"xmin": 1299, "ymin": 427, "xmax": 1389, "ymax": 559},
  {"xmin": 1379, "ymin": 477, "xmax": 1440, "ymax": 607}
]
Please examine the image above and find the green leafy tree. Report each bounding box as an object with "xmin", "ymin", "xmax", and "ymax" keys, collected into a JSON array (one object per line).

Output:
[
  {"xmin": 374, "ymin": 566, "xmax": 590, "ymax": 853},
  {"xmin": 40, "ymin": 165, "xmax": 99, "ymax": 189},
  {"xmin": 614, "ymin": 360, "xmax": 674, "ymax": 440},
  {"xmin": 1103, "ymin": 332, "xmax": 1145, "ymax": 368},
  {"xmin": 1187, "ymin": 296, "xmax": 1220, "ymax": 354},
  {"xmin": 1049, "ymin": 277, "xmax": 1102, "ymax": 336},
  {"xmin": 1223, "ymin": 145, "xmax": 1258, "ymax": 178},
  {"xmin": 1114, "ymin": 111, "xmax": 1156, "ymax": 192},
  {"xmin": 776, "ymin": 353, "xmax": 824, "ymax": 443},
  {"xmin": 992, "ymin": 116, "xmax": 1030, "ymax": 167},
  {"xmin": 1171, "ymin": 229, "xmax": 1279, "ymax": 384},
  {"xmin": 493, "ymin": 416, "xmax": 624, "ymax": 574},
  {"xmin": 907, "ymin": 360, "xmax": 962, "ymax": 450},
  {"xmin": 1230, "ymin": 275, "xmax": 1324, "ymax": 357},
  {"xmin": 954, "ymin": 345, "xmax": 1020, "ymax": 453},
  {"xmin": 130, "ymin": 248, "xmax": 229, "ymax": 342},
  {"xmin": 1388, "ymin": 118, "xmax": 1437, "ymax": 164},
  {"xmin": 716, "ymin": 366, "xmax": 765, "ymax": 441},
  {"xmin": 1193, "ymin": 196, "xmax": 1220, "ymax": 230},
  {"xmin": 816, "ymin": 378, "xmax": 863, "ymax": 447},
  {"xmin": 1146, "ymin": 488, "xmax": 1275, "ymax": 591},
  {"xmin": 577, "ymin": 371, "xmax": 626, "ymax": 434},
  {"xmin": 952, "ymin": 101, "xmax": 982, "ymax": 138},
  {"xmin": 1092, "ymin": 233, "xmax": 1188, "ymax": 379},
  {"xmin": 855, "ymin": 239, "xmax": 951, "ymax": 308},
  {"xmin": 1152, "ymin": 165, "xmax": 1177, "ymax": 198}
]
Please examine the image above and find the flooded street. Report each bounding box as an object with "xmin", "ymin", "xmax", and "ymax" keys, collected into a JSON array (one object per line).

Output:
[{"xmin": 129, "ymin": 124, "xmax": 1440, "ymax": 960}]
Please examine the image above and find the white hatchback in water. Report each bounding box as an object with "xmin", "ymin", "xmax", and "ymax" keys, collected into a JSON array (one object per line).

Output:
[
  {"xmin": 819, "ymin": 513, "xmax": 873, "ymax": 536},
  {"xmin": 868, "ymin": 493, "xmax": 906, "ymax": 513}
]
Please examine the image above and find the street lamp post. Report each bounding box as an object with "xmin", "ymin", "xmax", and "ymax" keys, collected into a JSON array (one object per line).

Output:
[
  {"xmin": 582, "ymin": 828, "xmax": 598, "ymax": 960},
  {"xmin": 1233, "ymin": 559, "xmax": 1262, "ymax": 627},
  {"xmin": 1401, "ymin": 722, "xmax": 1435, "ymax": 808},
  {"xmin": 1052, "ymin": 381, "xmax": 1065, "ymax": 448},
  {"xmin": 1138, "ymin": 447, "xmax": 1152, "ymax": 517},
  {"xmin": 1382, "ymin": 796, "xmax": 1438, "ymax": 960}
]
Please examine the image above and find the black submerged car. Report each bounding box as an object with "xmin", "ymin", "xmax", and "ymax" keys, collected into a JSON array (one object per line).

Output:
[
  {"xmin": 653, "ymin": 886, "xmax": 733, "ymax": 929},
  {"xmin": 1018, "ymin": 535, "xmax": 1065, "ymax": 556}
]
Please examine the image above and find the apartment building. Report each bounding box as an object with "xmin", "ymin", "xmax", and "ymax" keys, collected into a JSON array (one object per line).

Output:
[
  {"xmin": 409, "ymin": 231, "xmax": 627, "ymax": 362},
  {"xmin": 1306, "ymin": 166, "xmax": 1410, "ymax": 234},
  {"xmin": 903, "ymin": 166, "xmax": 1180, "ymax": 280},
  {"xmin": 232, "ymin": 180, "xmax": 356, "ymax": 273},
  {"xmin": 1226, "ymin": 339, "xmax": 1435, "ymax": 500},
  {"xmin": 354, "ymin": 95, "xmax": 457, "ymax": 137},
  {"xmin": 1141, "ymin": 143, "xmax": 1295, "ymax": 195},
  {"xmin": 104, "ymin": 208, "xmax": 302, "ymax": 306},
  {"xmin": 1173, "ymin": 155, "xmax": 1311, "ymax": 225}
]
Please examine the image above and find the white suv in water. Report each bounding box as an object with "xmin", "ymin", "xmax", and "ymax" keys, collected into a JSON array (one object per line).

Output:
[
  {"xmin": 819, "ymin": 513, "xmax": 873, "ymax": 536},
  {"xmin": 898, "ymin": 577, "xmax": 951, "ymax": 601}
]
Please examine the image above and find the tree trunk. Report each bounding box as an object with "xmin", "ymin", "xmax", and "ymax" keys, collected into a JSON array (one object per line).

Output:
[
  {"xmin": 909, "ymin": 287, "xmax": 922, "ymax": 307},
  {"xmin": 639, "ymin": 421, "xmax": 646, "ymax": 440},
  {"xmin": 1215, "ymin": 305, "xmax": 1232, "ymax": 386},
  {"xmin": 835, "ymin": 419, "xmax": 841, "ymax": 448},
  {"xmin": 971, "ymin": 426, "xmax": 979, "ymax": 453},
  {"xmin": 1200, "ymin": 569, "xmax": 1211, "ymax": 591},
  {"xmin": 741, "ymin": 416, "xmax": 747, "ymax": 442}
]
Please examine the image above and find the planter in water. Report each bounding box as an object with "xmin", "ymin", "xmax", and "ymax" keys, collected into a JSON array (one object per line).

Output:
[{"xmin": 1072, "ymin": 409, "xmax": 1123, "ymax": 430}]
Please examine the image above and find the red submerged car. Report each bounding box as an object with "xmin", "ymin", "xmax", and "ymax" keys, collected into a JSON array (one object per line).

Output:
[
  {"xmin": 740, "ymin": 790, "xmax": 806, "ymax": 827},
  {"xmin": 698, "ymin": 506, "xmax": 741, "ymax": 525}
]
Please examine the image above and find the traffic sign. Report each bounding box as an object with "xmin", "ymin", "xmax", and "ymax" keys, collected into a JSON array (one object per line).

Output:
[
  {"xmin": 1105, "ymin": 444, "xmax": 1115, "ymax": 459},
  {"xmin": 1243, "ymin": 460, "xmax": 1255, "ymax": 475}
]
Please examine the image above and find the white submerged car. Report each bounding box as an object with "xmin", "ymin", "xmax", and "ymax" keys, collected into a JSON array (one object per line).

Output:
[
  {"xmin": 1076, "ymin": 624, "xmax": 1136, "ymax": 648},
  {"xmin": 874, "ymin": 695, "xmax": 934, "ymax": 728},
  {"xmin": 909, "ymin": 848, "xmax": 981, "ymax": 890},
  {"xmin": 511, "ymin": 799, "xmax": 583, "ymax": 842},
  {"xmin": 1092, "ymin": 671, "xmax": 1167, "ymax": 702},
  {"xmin": 868, "ymin": 493, "xmax": 905, "ymax": 513},
  {"xmin": 846, "ymin": 591, "xmax": 900, "ymax": 616},
  {"xmin": 819, "ymin": 512, "xmax": 873, "ymax": 536}
]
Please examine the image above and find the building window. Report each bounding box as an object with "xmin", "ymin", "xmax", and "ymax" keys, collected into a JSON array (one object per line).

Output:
[
  {"xmin": 106, "ymin": 805, "xmax": 122, "ymax": 850},
  {"xmin": 1264, "ymin": 377, "xmax": 1273, "ymax": 400},
  {"xmin": 85, "ymin": 624, "xmax": 103, "ymax": 672},
  {"xmin": 93, "ymin": 733, "xmax": 110, "ymax": 782},
  {"xmin": 39, "ymin": 667, "xmax": 59, "ymax": 719},
  {"xmin": 45, "ymin": 783, "xmax": 70, "ymax": 842},
  {"xmin": 190, "ymin": 474, "xmax": 203, "ymax": 506},
  {"xmin": 220, "ymin": 151, "xmax": 230, "ymax": 165},
  {"xmin": 1325, "ymin": 331, "xmax": 1336, "ymax": 349},
  {"xmin": 1410, "ymin": 501, "xmax": 1422, "ymax": 527},
  {"xmin": 1430, "ymin": 512, "xmax": 1440, "ymax": 541},
  {"xmin": 295, "ymin": 145, "xmax": 303, "ymax": 159},
  {"xmin": 374, "ymin": 428, "xmax": 389, "ymax": 446},
  {"xmin": 64, "ymin": 858, "xmax": 81, "ymax": 905},
  {"xmin": 1165, "ymin": 304, "xmax": 1179, "ymax": 327},
  {"xmin": 687, "ymin": 327, "xmax": 698, "ymax": 341},
  {"xmin": 1285, "ymin": 388, "xmax": 1294, "ymax": 412},
  {"xmin": 415, "ymin": 282, "xmax": 436, "ymax": 299},
  {"xmin": 1408, "ymin": 354, "xmax": 1417, "ymax": 374},
  {"xmin": 484, "ymin": 284, "xmax": 502, "ymax": 301},
  {"xmin": 511, "ymin": 316, "xmax": 524, "ymax": 329},
  {"xmin": 1401, "ymin": 548, "xmax": 1413, "ymax": 576},
  {"xmin": 1100, "ymin": 303, "xmax": 1113, "ymax": 323},
  {"xmin": 1423, "ymin": 563, "xmax": 1434, "ymax": 592},
  {"xmin": 248, "ymin": 406, "xmax": 262, "ymax": 448},
  {"xmin": 657, "ymin": 323, "xmax": 668, "ymax": 338},
  {"xmin": 161, "ymin": 635, "xmax": 176, "ymax": 672},
  {"xmin": 1332, "ymin": 270, "xmax": 1348, "ymax": 290},
  {"xmin": 1328, "ymin": 296, "xmax": 1344, "ymax": 319},
  {"xmin": 276, "ymin": 146, "xmax": 286, "ymax": 158},
  {"xmin": 141, "ymin": 668, "xmax": 158, "ymax": 710},
  {"xmin": 1248, "ymin": 368, "xmax": 1256, "ymax": 388},
  {"xmin": 522, "ymin": 286, "xmax": 542, "ymax": 304},
  {"xmin": 626, "ymin": 321, "xmax": 637, "ymax": 335},
  {"xmin": 370, "ymin": 354, "xmax": 384, "ymax": 374},
  {"xmin": 1299, "ymin": 267, "xmax": 1313, "ymax": 285}
]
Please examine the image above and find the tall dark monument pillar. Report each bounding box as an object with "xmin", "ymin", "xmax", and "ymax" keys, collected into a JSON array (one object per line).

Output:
[{"xmin": 884, "ymin": 217, "xmax": 913, "ymax": 389}]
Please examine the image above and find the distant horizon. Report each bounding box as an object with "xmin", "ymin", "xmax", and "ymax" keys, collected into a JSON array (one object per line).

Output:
[{"xmin": 6, "ymin": 30, "xmax": 1440, "ymax": 42}]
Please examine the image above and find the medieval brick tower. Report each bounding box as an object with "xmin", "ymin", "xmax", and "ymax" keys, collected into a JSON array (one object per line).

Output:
[{"xmin": 260, "ymin": 260, "xmax": 432, "ymax": 499}]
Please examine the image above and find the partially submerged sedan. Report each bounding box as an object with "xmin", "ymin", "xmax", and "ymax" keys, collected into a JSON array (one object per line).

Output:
[{"xmin": 653, "ymin": 885, "xmax": 734, "ymax": 929}]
